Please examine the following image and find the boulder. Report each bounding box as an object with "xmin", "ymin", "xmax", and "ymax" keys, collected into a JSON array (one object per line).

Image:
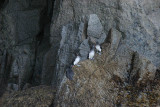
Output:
[
  {"xmin": 87, "ymin": 14, "xmax": 107, "ymax": 44},
  {"xmin": 79, "ymin": 39, "xmax": 90, "ymax": 60},
  {"xmin": 87, "ymin": 14, "xmax": 103, "ymax": 38}
]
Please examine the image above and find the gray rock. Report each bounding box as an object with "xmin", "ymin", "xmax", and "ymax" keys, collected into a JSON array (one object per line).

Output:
[
  {"xmin": 148, "ymin": 9, "xmax": 160, "ymax": 30},
  {"xmin": 4, "ymin": 0, "xmax": 25, "ymax": 12},
  {"xmin": 0, "ymin": 0, "xmax": 48, "ymax": 90},
  {"xmin": 87, "ymin": 14, "xmax": 107, "ymax": 44},
  {"xmin": 7, "ymin": 83, "xmax": 12, "ymax": 90},
  {"xmin": 7, "ymin": 83, "xmax": 19, "ymax": 91},
  {"xmin": 132, "ymin": 53, "xmax": 157, "ymax": 85},
  {"xmin": 87, "ymin": 14, "xmax": 103, "ymax": 39},
  {"xmin": 50, "ymin": 0, "xmax": 160, "ymax": 68},
  {"xmin": 41, "ymin": 47, "xmax": 57, "ymax": 85},
  {"xmin": 30, "ymin": 0, "xmax": 46, "ymax": 7},
  {"xmin": 11, "ymin": 53, "xmax": 32, "ymax": 89},
  {"xmin": 108, "ymin": 28, "xmax": 122, "ymax": 54},
  {"xmin": 97, "ymin": 31, "xmax": 107, "ymax": 44},
  {"xmin": 113, "ymin": 43, "xmax": 133, "ymax": 83},
  {"xmin": 49, "ymin": 0, "xmax": 160, "ymax": 91},
  {"xmin": 77, "ymin": 22, "xmax": 87, "ymax": 42},
  {"xmin": 12, "ymin": 84, "xmax": 19, "ymax": 91},
  {"xmin": 79, "ymin": 39, "xmax": 90, "ymax": 60},
  {"xmin": 51, "ymin": 22, "xmax": 82, "ymax": 86},
  {"xmin": 13, "ymin": 9, "xmax": 41, "ymax": 43},
  {"xmin": 0, "ymin": 1, "xmax": 160, "ymax": 104},
  {"xmin": 0, "ymin": 50, "xmax": 7, "ymax": 77}
]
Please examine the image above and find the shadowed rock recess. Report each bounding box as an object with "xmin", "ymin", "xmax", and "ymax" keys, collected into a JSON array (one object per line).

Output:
[{"xmin": 0, "ymin": 0, "xmax": 160, "ymax": 106}]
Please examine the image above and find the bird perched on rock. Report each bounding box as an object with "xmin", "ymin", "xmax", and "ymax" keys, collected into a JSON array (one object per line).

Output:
[
  {"xmin": 95, "ymin": 42, "xmax": 101, "ymax": 55},
  {"xmin": 73, "ymin": 53, "xmax": 81, "ymax": 66},
  {"xmin": 89, "ymin": 46, "xmax": 95, "ymax": 60},
  {"xmin": 66, "ymin": 65, "xmax": 74, "ymax": 80}
]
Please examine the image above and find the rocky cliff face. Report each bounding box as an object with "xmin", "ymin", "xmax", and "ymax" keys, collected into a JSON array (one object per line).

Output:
[
  {"xmin": 0, "ymin": 0, "xmax": 160, "ymax": 106},
  {"xmin": 0, "ymin": 0, "xmax": 52, "ymax": 92},
  {"xmin": 55, "ymin": 29, "xmax": 160, "ymax": 106}
]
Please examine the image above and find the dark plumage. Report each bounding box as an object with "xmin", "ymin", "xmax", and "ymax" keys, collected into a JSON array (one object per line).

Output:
[{"xmin": 66, "ymin": 66, "xmax": 74, "ymax": 80}]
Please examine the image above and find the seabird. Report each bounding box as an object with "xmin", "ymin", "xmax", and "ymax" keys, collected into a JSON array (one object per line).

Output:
[
  {"xmin": 73, "ymin": 53, "xmax": 81, "ymax": 66},
  {"xmin": 66, "ymin": 65, "xmax": 74, "ymax": 80},
  {"xmin": 89, "ymin": 46, "xmax": 95, "ymax": 60},
  {"xmin": 95, "ymin": 43, "xmax": 101, "ymax": 55}
]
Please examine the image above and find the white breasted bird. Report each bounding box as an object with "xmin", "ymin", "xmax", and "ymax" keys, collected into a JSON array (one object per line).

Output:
[
  {"xmin": 73, "ymin": 54, "xmax": 81, "ymax": 66},
  {"xmin": 95, "ymin": 42, "xmax": 101, "ymax": 55},
  {"xmin": 89, "ymin": 46, "xmax": 95, "ymax": 60}
]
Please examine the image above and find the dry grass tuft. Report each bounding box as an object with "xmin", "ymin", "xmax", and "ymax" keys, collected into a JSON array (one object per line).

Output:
[{"xmin": 1, "ymin": 85, "xmax": 56, "ymax": 107}]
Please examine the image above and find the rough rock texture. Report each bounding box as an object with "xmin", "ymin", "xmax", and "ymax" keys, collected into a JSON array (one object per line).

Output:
[
  {"xmin": 41, "ymin": 47, "xmax": 56, "ymax": 85},
  {"xmin": 49, "ymin": 0, "xmax": 160, "ymax": 88},
  {"xmin": 87, "ymin": 14, "xmax": 106, "ymax": 44},
  {"xmin": 132, "ymin": 53, "xmax": 157, "ymax": 85},
  {"xmin": 79, "ymin": 39, "xmax": 90, "ymax": 60},
  {"xmin": 0, "ymin": 0, "xmax": 52, "ymax": 92},
  {"xmin": 55, "ymin": 29, "xmax": 160, "ymax": 106},
  {"xmin": 0, "ymin": 0, "xmax": 160, "ymax": 106},
  {"xmin": 88, "ymin": 14, "xmax": 103, "ymax": 38}
]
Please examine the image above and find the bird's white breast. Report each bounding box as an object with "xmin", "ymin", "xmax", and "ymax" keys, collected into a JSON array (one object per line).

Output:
[
  {"xmin": 74, "ymin": 56, "xmax": 80, "ymax": 65},
  {"xmin": 95, "ymin": 45, "xmax": 101, "ymax": 52},
  {"xmin": 89, "ymin": 50, "xmax": 95, "ymax": 59}
]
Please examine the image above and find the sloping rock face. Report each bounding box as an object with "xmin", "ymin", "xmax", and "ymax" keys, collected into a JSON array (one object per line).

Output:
[
  {"xmin": 0, "ymin": 0, "xmax": 160, "ymax": 106},
  {"xmin": 50, "ymin": 22, "xmax": 82, "ymax": 87},
  {"xmin": 49, "ymin": 0, "xmax": 160, "ymax": 88},
  {"xmin": 0, "ymin": 0, "xmax": 159, "ymax": 90},
  {"xmin": 0, "ymin": 0, "xmax": 52, "ymax": 92},
  {"xmin": 51, "ymin": 14, "xmax": 106, "ymax": 87},
  {"xmin": 55, "ymin": 29, "xmax": 160, "ymax": 106}
]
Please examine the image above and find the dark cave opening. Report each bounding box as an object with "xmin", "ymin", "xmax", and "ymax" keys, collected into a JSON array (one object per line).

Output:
[{"xmin": 0, "ymin": 0, "xmax": 8, "ymax": 10}]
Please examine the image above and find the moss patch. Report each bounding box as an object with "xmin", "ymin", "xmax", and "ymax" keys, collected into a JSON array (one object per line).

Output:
[
  {"xmin": 1, "ymin": 85, "xmax": 56, "ymax": 107},
  {"xmin": 116, "ymin": 76, "xmax": 160, "ymax": 106}
]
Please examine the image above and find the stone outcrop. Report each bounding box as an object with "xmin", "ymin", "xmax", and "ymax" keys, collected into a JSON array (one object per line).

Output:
[
  {"xmin": 132, "ymin": 53, "xmax": 157, "ymax": 85},
  {"xmin": 49, "ymin": 0, "xmax": 160, "ymax": 88},
  {"xmin": 0, "ymin": 0, "xmax": 160, "ymax": 106},
  {"xmin": 79, "ymin": 39, "xmax": 90, "ymax": 60},
  {"xmin": 0, "ymin": 0, "xmax": 52, "ymax": 91},
  {"xmin": 0, "ymin": 0, "xmax": 159, "ymax": 90},
  {"xmin": 55, "ymin": 29, "xmax": 160, "ymax": 107},
  {"xmin": 51, "ymin": 14, "xmax": 107, "ymax": 87},
  {"xmin": 51, "ymin": 22, "xmax": 82, "ymax": 87},
  {"xmin": 87, "ymin": 14, "xmax": 106, "ymax": 44}
]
